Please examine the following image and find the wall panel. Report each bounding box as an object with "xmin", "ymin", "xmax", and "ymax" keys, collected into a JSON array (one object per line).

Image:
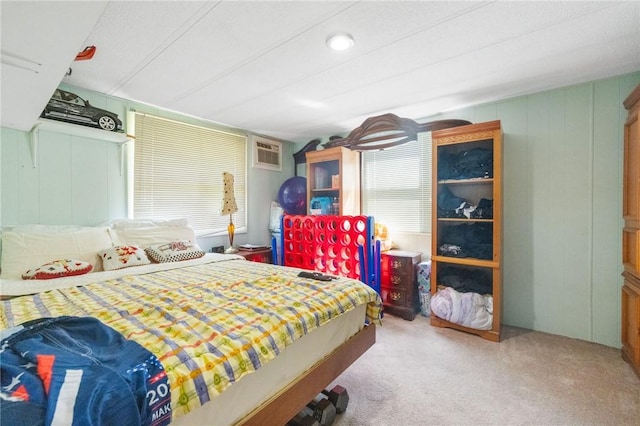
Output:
[
  {"xmin": 38, "ymin": 131, "xmax": 72, "ymax": 224},
  {"xmin": 561, "ymin": 84, "xmax": 593, "ymax": 341},
  {"xmin": 592, "ymin": 78, "xmax": 624, "ymax": 346},
  {"xmin": 1, "ymin": 128, "xmax": 20, "ymax": 225},
  {"xmin": 71, "ymin": 137, "xmax": 111, "ymax": 225},
  {"xmin": 527, "ymin": 92, "xmax": 554, "ymax": 333},
  {"xmin": 17, "ymin": 131, "xmax": 40, "ymax": 224},
  {"xmin": 499, "ymin": 98, "xmax": 533, "ymax": 330}
]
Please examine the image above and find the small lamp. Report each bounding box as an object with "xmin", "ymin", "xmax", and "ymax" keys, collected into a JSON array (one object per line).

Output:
[{"xmin": 221, "ymin": 172, "xmax": 239, "ymax": 254}]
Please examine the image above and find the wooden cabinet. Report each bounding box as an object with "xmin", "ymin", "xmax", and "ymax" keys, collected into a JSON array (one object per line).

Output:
[
  {"xmin": 380, "ymin": 250, "xmax": 422, "ymax": 321},
  {"xmin": 305, "ymin": 146, "xmax": 360, "ymax": 215},
  {"xmin": 622, "ymin": 83, "xmax": 640, "ymax": 378},
  {"xmin": 430, "ymin": 120, "xmax": 502, "ymax": 342},
  {"xmin": 236, "ymin": 247, "xmax": 273, "ymax": 264}
]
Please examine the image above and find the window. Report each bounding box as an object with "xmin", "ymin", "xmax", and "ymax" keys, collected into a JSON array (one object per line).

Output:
[
  {"xmin": 132, "ymin": 112, "xmax": 246, "ymax": 235},
  {"xmin": 361, "ymin": 131, "xmax": 432, "ymax": 233}
]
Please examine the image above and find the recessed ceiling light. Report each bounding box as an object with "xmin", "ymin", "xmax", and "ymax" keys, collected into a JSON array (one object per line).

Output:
[{"xmin": 326, "ymin": 32, "xmax": 354, "ymax": 51}]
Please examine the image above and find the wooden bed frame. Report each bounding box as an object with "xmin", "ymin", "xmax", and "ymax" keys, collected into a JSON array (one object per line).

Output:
[{"xmin": 239, "ymin": 323, "xmax": 376, "ymax": 425}]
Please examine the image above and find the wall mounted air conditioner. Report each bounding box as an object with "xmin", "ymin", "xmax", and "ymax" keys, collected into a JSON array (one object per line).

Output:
[{"xmin": 253, "ymin": 136, "xmax": 282, "ymax": 171}]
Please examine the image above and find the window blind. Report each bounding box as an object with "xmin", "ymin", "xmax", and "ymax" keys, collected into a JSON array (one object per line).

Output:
[
  {"xmin": 362, "ymin": 131, "xmax": 432, "ymax": 233},
  {"xmin": 133, "ymin": 112, "xmax": 247, "ymax": 235}
]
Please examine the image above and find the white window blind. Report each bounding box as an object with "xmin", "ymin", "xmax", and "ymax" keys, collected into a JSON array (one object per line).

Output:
[
  {"xmin": 362, "ymin": 132, "xmax": 432, "ymax": 233},
  {"xmin": 133, "ymin": 112, "xmax": 247, "ymax": 234}
]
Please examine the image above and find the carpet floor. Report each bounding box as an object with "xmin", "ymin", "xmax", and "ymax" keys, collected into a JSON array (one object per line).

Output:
[{"xmin": 330, "ymin": 314, "xmax": 639, "ymax": 426}]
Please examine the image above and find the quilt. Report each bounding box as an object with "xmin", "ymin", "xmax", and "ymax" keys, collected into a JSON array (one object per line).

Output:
[{"xmin": 0, "ymin": 258, "xmax": 382, "ymax": 421}]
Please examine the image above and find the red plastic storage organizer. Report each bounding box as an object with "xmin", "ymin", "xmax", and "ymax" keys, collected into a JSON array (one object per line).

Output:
[{"xmin": 281, "ymin": 215, "xmax": 371, "ymax": 282}]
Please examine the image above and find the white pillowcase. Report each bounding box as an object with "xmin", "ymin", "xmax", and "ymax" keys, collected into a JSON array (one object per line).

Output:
[
  {"xmin": 0, "ymin": 226, "xmax": 112, "ymax": 279},
  {"xmin": 110, "ymin": 226, "xmax": 196, "ymax": 248},
  {"xmin": 107, "ymin": 218, "xmax": 189, "ymax": 229}
]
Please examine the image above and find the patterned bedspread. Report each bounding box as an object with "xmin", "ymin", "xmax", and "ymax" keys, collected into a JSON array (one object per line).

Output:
[{"xmin": 0, "ymin": 258, "xmax": 382, "ymax": 420}]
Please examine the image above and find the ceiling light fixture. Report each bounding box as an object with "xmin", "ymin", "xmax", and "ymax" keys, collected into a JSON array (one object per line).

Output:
[{"xmin": 326, "ymin": 32, "xmax": 354, "ymax": 51}]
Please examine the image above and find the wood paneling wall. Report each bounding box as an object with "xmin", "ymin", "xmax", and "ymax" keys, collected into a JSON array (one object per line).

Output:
[{"xmin": 1, "ymin": 127, "xmax": 126, "ymax": 226}]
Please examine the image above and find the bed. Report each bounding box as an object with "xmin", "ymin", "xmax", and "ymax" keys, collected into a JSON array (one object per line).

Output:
[{"xmin": 0, "ymin": 222, "xmax": 382, "ymax": 425}]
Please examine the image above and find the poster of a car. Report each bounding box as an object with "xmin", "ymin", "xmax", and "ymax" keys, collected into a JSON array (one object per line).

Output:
[{"xmin": 40, "ymin": 88, "xmax": 123, "ymax": 132}]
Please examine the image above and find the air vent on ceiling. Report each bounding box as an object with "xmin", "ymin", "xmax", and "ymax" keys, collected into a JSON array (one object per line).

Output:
[{"xmin": 253, "ymin": 136, "xmax": 282, "ymax": 171}]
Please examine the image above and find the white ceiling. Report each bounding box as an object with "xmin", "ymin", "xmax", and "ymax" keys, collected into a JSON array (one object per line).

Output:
[{"xmin": 2, "ymin": 1, "xmax": 639, "ymax": 142}]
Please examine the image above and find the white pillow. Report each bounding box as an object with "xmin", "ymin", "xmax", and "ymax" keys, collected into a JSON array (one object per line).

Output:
[
  {"xmin": 110, "ymin": 225, "xmax": 196, "ymax": 248},
  {"xmin": 107, "ymin": 218, "xmax": 189, "ymax": 229},
  {"xmin": 0, "ymin": 225, "xmax": 113, "ymax": 279}
]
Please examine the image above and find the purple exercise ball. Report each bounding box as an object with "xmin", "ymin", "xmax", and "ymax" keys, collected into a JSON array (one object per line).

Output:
[{"xmin": 278, "ymin": 176, "xmax": 307, "ymax": 215}]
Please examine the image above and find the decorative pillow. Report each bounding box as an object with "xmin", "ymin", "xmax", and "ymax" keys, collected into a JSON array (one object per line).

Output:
[
  {"xmin": 145, "ymin": 241, "xmax": 205, "ymax": 263},
  {"xmin": 22, "ymin": 259, "xmax": 93, "ymax": 280},
  {"xmin": 98, "ymin": 245, "xmax": 151, "ymax": 271}
]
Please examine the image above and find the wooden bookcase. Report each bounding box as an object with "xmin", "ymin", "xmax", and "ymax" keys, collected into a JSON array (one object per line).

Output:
[
  {"xmin": 305, "ymin": 146, "xmax": 361, "ymax": 216},
  {"xmin": 622, "ymin": 83, "xmax": 640, "ymax": 379},
  {"xmin": 430, "ymin": 120, "xmax": 503, "ymax": 342}
]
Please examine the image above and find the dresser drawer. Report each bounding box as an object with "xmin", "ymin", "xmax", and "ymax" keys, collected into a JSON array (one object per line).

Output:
[
  {"xmin": 381, "ymin": 287, "xmax": 407, "ymax": 307},
  {"xmin": 388, "ymin": 273, "xmax": 410, "ymax": 287}
]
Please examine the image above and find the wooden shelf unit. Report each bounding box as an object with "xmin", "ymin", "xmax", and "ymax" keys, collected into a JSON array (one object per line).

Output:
[
  {"xmin": 305, "ymin": 146, "xmax": 361, "ymax": 216},
  {"xmin": 430, "ymin": 120, "xmax": 503, "ymax": 342}
]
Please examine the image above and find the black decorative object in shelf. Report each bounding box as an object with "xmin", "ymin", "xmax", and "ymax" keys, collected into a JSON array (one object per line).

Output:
[{"xmin": 293, "ymin": 139, "xmax": 321, "ymax": 176}]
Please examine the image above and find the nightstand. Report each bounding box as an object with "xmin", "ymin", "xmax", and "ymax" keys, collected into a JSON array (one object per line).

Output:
[
  {"xmin": 380, "ymin": 250, "xmax": 422, "ymax": 321},
  {"xmin": 236, "ymin": 247, "xmax": 273, "ymax": 264}
]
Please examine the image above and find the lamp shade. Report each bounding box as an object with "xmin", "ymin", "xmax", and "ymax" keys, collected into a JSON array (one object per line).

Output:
[{"xmin": 221, "ymin": 172, "xmax": 238, "ymax": 215}]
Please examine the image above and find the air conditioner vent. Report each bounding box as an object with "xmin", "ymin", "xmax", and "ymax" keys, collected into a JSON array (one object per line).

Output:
[{"xmin": 253, "ymin": 137, "xmax": 282, "ymax": 171}]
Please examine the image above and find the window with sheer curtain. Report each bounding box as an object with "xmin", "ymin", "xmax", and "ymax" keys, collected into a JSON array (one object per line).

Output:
[
  {"xmin": 132, "ymin": 112, "xmax": 247, "ymax": 235},
  {"xmin": 361, "ymin": 132, "xmax": 432, "ymax": 233}
]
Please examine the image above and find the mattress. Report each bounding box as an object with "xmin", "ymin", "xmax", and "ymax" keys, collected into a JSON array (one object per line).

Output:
[{"xmin": 1, "ymin": 255, "xmax": 381, "ymax": 425}]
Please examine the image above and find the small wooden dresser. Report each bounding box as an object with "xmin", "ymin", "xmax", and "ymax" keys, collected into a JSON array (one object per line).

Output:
[
  {"xmin": 236, "ymin": 247, "xmax": 273, "ymax": 264},
  {"xmin": 380, "ymin": 250, "xmax": 422, "ymax": 321}
]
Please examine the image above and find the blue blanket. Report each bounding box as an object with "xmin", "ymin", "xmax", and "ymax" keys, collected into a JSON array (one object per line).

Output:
[{"xmin": 0, "ymin": 316, "xmax": 171, "ymax": 426}]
